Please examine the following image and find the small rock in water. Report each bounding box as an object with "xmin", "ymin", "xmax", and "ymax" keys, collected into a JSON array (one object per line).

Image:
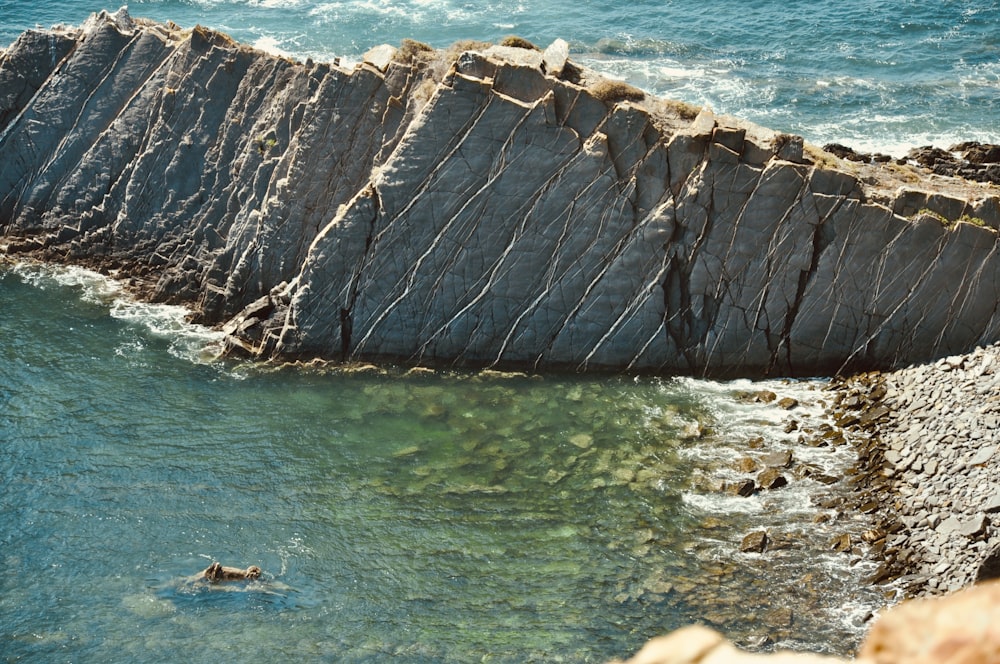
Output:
[
  {"xmin": 727, "ymin": 479, "xmax": 757, "ymax": 497},
  {"xmin": 760, "ymin": 450, "xmax": 793, "ymax": 468},
  {"xmin": 776, "ymin": 397, "xmax": 799, "ymax": 410},
  {"xmin": 811, "ymin": 473, "xmax": 841, "ymax": 485},
  {"xmin": 829, "ymin": 533, "xmax": 852, "ymax": 552},
  {"xmin": 679, "ymin": 421, "xmax": 704, "ymax": 440},
  {"xmin": 740, "ymin": 530, "xmax": 768, "ymax": 553},
  {"xmin": 757, "ymin": 468, "xmax": 788, "ymax": 490},
  {"xmin": 568, "ymin": 433, "xmax": 593, "ymax": 449}
]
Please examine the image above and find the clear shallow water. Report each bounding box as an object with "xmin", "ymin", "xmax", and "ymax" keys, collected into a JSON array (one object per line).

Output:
[
  {"xmin": 0, "ymin": 263, "xmax": 882, "ymax": 662},
  {"xmin": 1, "ymin": 0, "xmax": 996, "ymax": 154}
]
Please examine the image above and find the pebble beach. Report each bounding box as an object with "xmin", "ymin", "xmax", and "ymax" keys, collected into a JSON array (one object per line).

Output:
[{"xmin": 832, "ymin": 344, "xmax": 1000, "ymax": 601}]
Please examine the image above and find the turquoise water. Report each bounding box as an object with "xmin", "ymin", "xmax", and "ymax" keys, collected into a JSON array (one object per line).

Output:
[
  {"xmin": 0, "ymin": 263, "xmax": 881, "ymax": 662},
  {"xmin": 1, "ymin": 0, "xmax": 997, "ymax": 154}
]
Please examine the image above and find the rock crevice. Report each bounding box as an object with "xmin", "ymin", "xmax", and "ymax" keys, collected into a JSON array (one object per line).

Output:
[{"xmin": 2, "ymin": 9, "xmax": 1000, "ymax": 376}]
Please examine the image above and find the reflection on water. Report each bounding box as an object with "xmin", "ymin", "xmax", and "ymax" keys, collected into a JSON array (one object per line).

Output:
[{"xmin": 0, "ymin": 264, "xmax": 881, "ymax": 662}]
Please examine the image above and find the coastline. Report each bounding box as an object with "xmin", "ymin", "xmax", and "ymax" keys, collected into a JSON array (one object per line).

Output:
[
  {"xmin": 613, "ymin": 350, "xmax": 1000, "ymax": 662},
  {"xmin": 3, "ymin": 10, "xmax": 1000, "ymax": 648},
  {"xmin": 2, "ymin": 11, "xmax": 999, "ymax": 376},
  {"xmin": 831, "ymin": 343, "xmax": 1000, "ymax": 602}
]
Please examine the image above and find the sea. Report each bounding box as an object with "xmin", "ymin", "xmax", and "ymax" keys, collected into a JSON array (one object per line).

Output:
[{"xmin": 1, "ymin": 1, "xmax": 997, "ymax": 662}]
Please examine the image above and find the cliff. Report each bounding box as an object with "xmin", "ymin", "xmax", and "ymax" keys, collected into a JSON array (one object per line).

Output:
[{"xmin": 2, "ymin": 8, "xmax": 999, "ymax": 376}]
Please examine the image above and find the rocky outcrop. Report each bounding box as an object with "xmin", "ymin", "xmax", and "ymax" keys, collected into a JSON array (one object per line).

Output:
[{"xmin": 2, "ymin": 9, "xmax": 1000, "ymax": 376}]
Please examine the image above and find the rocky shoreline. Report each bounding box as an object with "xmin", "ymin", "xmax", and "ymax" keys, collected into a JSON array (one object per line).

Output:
[
  {"xmin": 830, "ymin": 343, "xmax": 1000, "ymax": 601},
  {"xmin": 610, "ymin": 347, "xmax": 1000, "ymax": 662}
]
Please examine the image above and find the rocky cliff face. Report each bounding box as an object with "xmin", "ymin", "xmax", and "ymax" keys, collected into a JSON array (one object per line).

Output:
[{"xmin": 2, "ymin": 9, "xmax": 999, "ymax": 376}]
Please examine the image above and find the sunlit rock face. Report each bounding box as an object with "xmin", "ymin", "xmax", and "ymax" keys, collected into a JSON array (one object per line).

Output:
[{"xmin": 2, "ymin": 9, "xmax": 1000, "ymax": 376}]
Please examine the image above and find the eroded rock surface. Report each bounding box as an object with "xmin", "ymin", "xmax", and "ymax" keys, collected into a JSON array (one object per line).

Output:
[{"xmin": 2, "ymin": 9, "xmax": 1000, "ymax": 376}]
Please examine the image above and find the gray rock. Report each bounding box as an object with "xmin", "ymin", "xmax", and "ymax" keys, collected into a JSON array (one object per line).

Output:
[
  {"xmin": 1, "ymin": 12, "xmax": 999, "ymax": 376},
  {"xmin": 541, "ymin": 38, "xmax": 569, "ymax": 77},
  {"xmin": 362, "ymin": 44, "xmax": 397, "ymax": 71},
  {"xmin": 969, "ymin": 445, "xmax": 997, "ymax": 466},
  {"xmin": 984, "ymin": 492, "xmax": 1000, "ymax": 513},
  {"xmin": 959, "ymin": 513, "xmax": 989, "ymax": 538},
  {"xmin": 937, "ymin": 515, "xmax": 964, "ymax": 536}
]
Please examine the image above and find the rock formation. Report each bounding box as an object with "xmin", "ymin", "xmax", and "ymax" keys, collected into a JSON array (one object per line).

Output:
[{"xmin": 2, "ymin": 8, "xmax": 1000, "ymax": 376}]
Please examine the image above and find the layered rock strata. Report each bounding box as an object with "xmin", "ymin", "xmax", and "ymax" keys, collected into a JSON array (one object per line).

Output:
[{"xmin": 2, "ymin": 9, "xmax": 1000, "ymax": 375}]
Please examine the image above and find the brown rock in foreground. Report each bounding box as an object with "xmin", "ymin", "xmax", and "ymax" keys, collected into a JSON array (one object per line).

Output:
[
  {"xmin": 860, "ymin": 575, "xmax": 1000, "ymax": 663},
  {"xmin": 612, "ymin": 579, "xmax": 1000, "ymax": 664}
]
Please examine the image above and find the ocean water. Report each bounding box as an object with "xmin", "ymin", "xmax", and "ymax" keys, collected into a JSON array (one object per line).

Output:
[
  {"xmin": 0, "ymin": 1, "xmax": 987, "ymax": 661},
  {"xmin": 0, "ymin": 262, "xmax": 882, "ymax": 662},
  {"xmin": 1, "ymin": 0, "xmax": 997, "ymax": 155}
]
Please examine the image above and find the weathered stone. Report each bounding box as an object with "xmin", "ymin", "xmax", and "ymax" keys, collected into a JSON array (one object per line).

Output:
[
  {"xmin": 727, "ymin": 479, "xmax": 757, "ymax": 497},
  {"xmin": 755, "ymin": 390, "xmax": 778, "ymax": 403},
  {"xmin": 776, "ymin": 397, "xmax": 799, "ymax": 410},
  {"xmin": 959, "ymin": 513, "xmax": 988, "ymax": 538},
  {"xmin": 757, "ymin": 468, "xmax": 788, "ymax": 490},
  {"xmin": 740, "ymin": 531, "xmax": 768, "ymax": 553},
  {"xmin": 828, "ymin": 533, "xmax": 852, "ymax": 552},
  {"xmin": 811, "ymin": 473, "xmax": 840, "ymax": 485},
  {"xmin": 969, "ymin": 445, "xmax": 997, "ymax": 466},
  {"xmin": 362, "ymin": 43, "xmax": 397, "ymax": 71},
  {"xmin": 1, "ymin": 11, "xmax": 998, "ymax": 377},
  {"xmin": 541, "ymin": 38, "xmax": 569, "ymax": 77},
  {"xmin": 984, "ymin": 492, "xmax": 1000, "ymax": 513}
]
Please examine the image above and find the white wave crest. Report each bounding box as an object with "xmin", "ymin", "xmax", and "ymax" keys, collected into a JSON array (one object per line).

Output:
[{"xmin": 8, "ymin": 261, "xmax": 224, "ymax": 365}]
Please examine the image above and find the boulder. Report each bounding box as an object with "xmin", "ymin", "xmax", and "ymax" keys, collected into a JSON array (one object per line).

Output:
[
  {"xmin": 728, "ymin": 479, "xmax": 757, "ymax": 497},
  {"xmin": 760, "ymin": 450, "xmax": 793, "ymax": 468},
  {"xmin": 362, "ymin": 44, "xmax": 396, "ymax": 71},
  {"xmin": 541, "ymin": 38, "xmax": 569, "ymax": 77},
  {"xmin": 859, "ymin": 580, "xmax": 1000, "ymax": 663},
  {"xmin": 776, "ymin": 397, "xmax": 799, "ymax": 410}
]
